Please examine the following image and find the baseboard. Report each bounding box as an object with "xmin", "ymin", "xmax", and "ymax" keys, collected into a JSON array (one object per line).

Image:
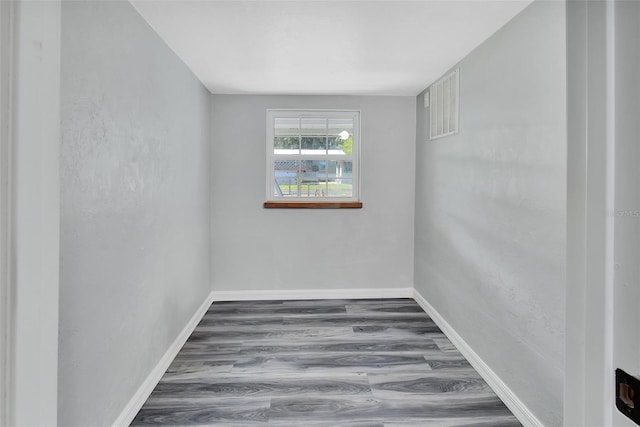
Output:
[
  {"xmin": 112, "ymin": 291, "xmax": 215, "ymax": 427},
  {"xmin": 211, "ymin": 287, "xmax": 414, "ymax": 302},
  {"xmin": 412, "ymin": 289, "xmax": 543, "ymax": 427}
]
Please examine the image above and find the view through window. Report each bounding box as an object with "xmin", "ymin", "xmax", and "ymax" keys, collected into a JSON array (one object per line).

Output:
[{"xmin": 266, "ymin": 110, "xmax": 360, "ymax": 202}]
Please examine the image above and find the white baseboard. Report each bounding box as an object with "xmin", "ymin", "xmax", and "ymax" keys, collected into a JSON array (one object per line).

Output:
[
  {"xmin": 211, "ymin": 287, "xmax": 414, "ymax": 302},
  {"xmin": 112, "ymin": 291, "xmax": 215, "ymax": 427},
  {"xmin": 412, "ymin": 289, "xmax": 543, "ymax": 427}
]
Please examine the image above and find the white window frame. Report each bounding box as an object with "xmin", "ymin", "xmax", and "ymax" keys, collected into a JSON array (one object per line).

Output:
[{"xmin": 266, "ymin": 109, "xmax": 360, "ymax": 203}]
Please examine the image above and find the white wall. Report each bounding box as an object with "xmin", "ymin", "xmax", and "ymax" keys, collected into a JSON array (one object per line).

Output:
[
  {"xmin": 612, "ymin": 3, "xmax": 640, "ymax": 425},
  {"xmin": 59, "ymin": 1, "xmax": 211, "ymax": 425},
  {"xmin": 7, "ymin": 1, "xmax": 61, "ymax": 425},
  {"xmin": 414, "ymin": 2, "xmax": 566, "ymax": 426},
  {"xmin": 0, "ymin": 2, "xmax": 8, "ymax": 421},
  {"xmin": 565, "ymin": 2, "xmax": 640, "ymax": 425},
  {"xmin": 211, "ymin": 95, "xmax": 415, "ymax": 294},
  {"xmin": 565, "ymin": 1, "xmax": 610, "ymax": 424}
]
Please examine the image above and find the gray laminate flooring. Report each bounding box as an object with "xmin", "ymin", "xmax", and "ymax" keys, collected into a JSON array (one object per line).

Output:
[{"xmin": 131, "ymin": 298, "xmax": 521, "ymax": 426}]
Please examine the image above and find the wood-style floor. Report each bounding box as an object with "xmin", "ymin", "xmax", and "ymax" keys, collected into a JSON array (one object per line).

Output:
[{"xmin": 131, "ymin": 298, "xmax": 521, "ymax": 426}]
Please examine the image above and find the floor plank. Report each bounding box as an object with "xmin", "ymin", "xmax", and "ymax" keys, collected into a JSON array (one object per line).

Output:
[{"xmin": 131, "ymin": 298, "xmax": 520, "ymax": 426}]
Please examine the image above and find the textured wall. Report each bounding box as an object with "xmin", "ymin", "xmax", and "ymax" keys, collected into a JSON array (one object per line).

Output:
[
  {"xmin": 414, "ymin": 2, "xmax": 566, "ymax": 425},
  {"xmin": 59, "ymin": 2, "xmax": 211, "ymax": 425},
  {"xmin": 612, "ymin": 1, "xmax": 640, "ymax": 425},
  {"xmin": 211, "ymin": 95, "xmax": 416, "ymax": 293}
]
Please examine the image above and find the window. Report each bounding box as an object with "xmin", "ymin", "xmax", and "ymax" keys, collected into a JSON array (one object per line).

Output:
[
  {"xmin": 266, "ymin": 110, "xmax": 360, "ymax": 206},
  {"xmin": 430, "ymin": 69, "xmax": 459, "ymax": 140}
]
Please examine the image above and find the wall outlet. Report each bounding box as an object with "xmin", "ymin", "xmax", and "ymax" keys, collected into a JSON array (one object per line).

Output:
[{"xmin": 616, "ymin": 369, "xmax": 640, "ymax": 425}]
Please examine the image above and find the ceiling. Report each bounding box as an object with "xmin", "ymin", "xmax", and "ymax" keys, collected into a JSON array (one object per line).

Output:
[{"xmin": 131, "ymin": 0, "xmax": 533, "ymax": 96}]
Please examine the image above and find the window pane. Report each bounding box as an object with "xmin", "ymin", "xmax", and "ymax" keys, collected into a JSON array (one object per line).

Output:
[
  {"xmin": 327, "ymin": 179, "xmax": 353, "ymax": 198},
  {"xmin": 274, "ymin": 137, "xmax": 300, "ymax": 153},
  {"xmin": 274, "ymin": 118, "xmax": 299, "ymax": 154},
  {"xmin": 300, "ymin": 118, "xmax": 327, "ymax": 155},
  {"xmin": 298, "ymin": 160, "xmax": 326, "ymax": 197},
  {"xmin": 329, "ymin": 118, "xmax": 353, "ymax": 155},
  {"xmin": 326, "ymin": 161, "xmax": 353, "ymax": 197},
  {"xmin": 274, "ymin": 159, "xmax": 299, "ymax": 197},
  {"xmin": 304, "ymin": 160, "xmax": 328, "ymax": 182}
]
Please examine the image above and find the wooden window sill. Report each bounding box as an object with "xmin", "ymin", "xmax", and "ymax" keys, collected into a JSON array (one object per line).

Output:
[{"xmin": 264, "ymin": 201, "xmax": 363, "ymax": 209}]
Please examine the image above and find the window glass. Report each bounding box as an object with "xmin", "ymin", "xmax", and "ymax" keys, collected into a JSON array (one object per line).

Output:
[{"xmin": 267, "ymin": 110, "xmax": 359, "ymax": 201}]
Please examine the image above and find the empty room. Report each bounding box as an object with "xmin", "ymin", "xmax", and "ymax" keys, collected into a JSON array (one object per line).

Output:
[{"xmin": 2, "ymin": 0, "xmax": 639, "ymax": 426}]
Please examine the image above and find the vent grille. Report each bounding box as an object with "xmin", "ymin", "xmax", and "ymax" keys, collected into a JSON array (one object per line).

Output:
[{"xmin": 430, "ymin": 69, "xmax": 459, "ymax": 140}]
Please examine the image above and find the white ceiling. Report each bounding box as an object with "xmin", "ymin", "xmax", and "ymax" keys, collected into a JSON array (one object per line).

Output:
[{"xmin": 131, "ymin": 0, "xmax": 533, "ymax": 96}]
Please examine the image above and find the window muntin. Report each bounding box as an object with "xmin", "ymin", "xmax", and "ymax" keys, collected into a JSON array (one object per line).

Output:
[{"xmin": 267, "ymin": 110, "xmax": 359, "ymax": 202}]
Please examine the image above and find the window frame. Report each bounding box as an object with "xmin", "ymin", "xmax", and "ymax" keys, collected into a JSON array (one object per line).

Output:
[{"xmin": 265, "ymin": 109, "xmax": 361, "ymax": 205}]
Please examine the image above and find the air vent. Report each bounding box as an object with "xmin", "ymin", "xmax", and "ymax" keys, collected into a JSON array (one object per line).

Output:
[{"xmin": 430, "ymin": 69, "xmax": 459, "ymax": 140}]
